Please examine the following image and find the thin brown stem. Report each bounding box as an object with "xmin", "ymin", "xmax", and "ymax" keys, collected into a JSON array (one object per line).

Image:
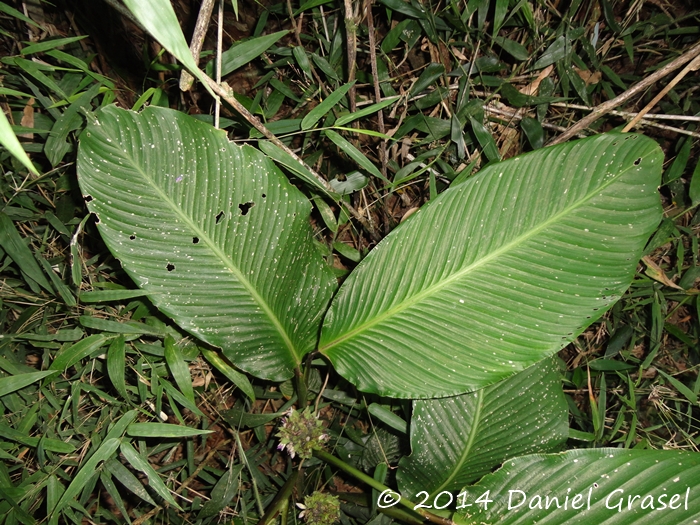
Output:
[
  {"xmin": 179, "ymin": 0, "xmax": 215, "ymax": 92},
  {"xmin": 344, "ymin": 0, "xmax": 357, "ymax": 112},
  {"xmin": 365, "ymin": 0, "xmax": 387, "ymax": 178},
  {"xmin": 622, "ymin": 53, "xmax": 700, "ymax": 132},
  {"xmin": 548, "ymin": 40, "xmax": 700, "ymax": 145}
]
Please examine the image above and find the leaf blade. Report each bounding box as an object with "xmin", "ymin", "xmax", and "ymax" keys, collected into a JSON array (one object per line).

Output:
[
  {"xmin": 320, "ymin": 133, "xmax": 663, "ymax": 398},
  {"xmin": 77, "ymin": 106, "xmax": 335, "ymax": 381}
]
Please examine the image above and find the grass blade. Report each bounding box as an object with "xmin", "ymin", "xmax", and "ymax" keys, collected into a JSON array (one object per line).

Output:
[
  {"xmin": 120, "ymin": 441, "xmax": 182, "ymax": 510},
  {"xmin": 301, "ymin": 82, "xmax": 355, "ymax": 130},
  {"xmin": 164, "ymin": 335, "xmax": 195, "ymax": 404},
  {"xmin": 0, "ymin": 371, "xmax": 55, "ymax": 397},
  {"xmin": 126, "ymin": 422, "xmax": 213, "ymax": 438},
  {"xmin": 49, "ymin": 438, "xmax": 121, "ymax": 524},
  {"xmin": 0, "ymin": 212, "xmax": 52, "ymax": 292}
]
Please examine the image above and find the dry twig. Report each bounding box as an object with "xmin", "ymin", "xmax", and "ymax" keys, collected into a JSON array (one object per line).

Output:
[{"xmin": 548, "ymin": 40, "xmax": 700, "ymax": 145}]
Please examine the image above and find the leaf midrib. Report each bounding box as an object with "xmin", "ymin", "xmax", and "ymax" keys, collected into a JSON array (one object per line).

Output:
[
  {"xmin": 432, "ymin": 391, "xmax": 484, "ymax": 495},
  {"xmin": 320, "ymin": 150, "xmax": 642, "ymax": 353},
  {"xmin": 97, "ymin": 119, "xmax": 299, "ymax": 363}
]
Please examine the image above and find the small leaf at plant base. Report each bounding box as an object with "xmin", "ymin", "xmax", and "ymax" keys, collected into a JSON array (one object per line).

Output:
[
  {"xmin": 397, "ymin": 359, "xmax": 567, "ymax": 500},
  {"xmin": 320, "ymin": 133, "xmax": 663, "ymax": 398},
  {"xmin": 77, "ymin": 106, "xmax": 336, "ymax": 382},
  {"xmin": 456, "ymin": 449, "xmax": 700, "ymax": 524}
]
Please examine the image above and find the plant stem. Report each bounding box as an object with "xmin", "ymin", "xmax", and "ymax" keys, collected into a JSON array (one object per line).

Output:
[
  {"xmin": 257, "ymin": 469, "xmax": 299, "ymax": 525},
  {"xmin": 294, "ymin": 366, "xmax": 308, "ymax": 408},
  {"xmin": 313, "ymin": 449, "xmax": 455, "ymax": 525}
]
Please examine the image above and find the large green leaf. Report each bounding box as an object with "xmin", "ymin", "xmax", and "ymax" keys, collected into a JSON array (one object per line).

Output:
[
  {"xmin": 77, "ymin": 106, "xmax": 335, "ymax": 381},
  {"xmin": 320, "ymin": 133, "xmax": 662, "ymax": 398},
  {"xmin": 454, "ymin": 449, "xmax": 700, "ymax": 524},
  {"xmin": 397, "ymin": 359, "xmax": 567, "ymax": 500}
]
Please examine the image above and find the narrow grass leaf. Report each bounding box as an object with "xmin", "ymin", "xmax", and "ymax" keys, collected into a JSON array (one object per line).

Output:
[
  {"xmin": 663, "ymin": 137, "xmax": 691, "ymax": 184},
  {"xmin": 126, "ymin": 422, "xmax": 213, "ymax": 438},
  {"xmin": 0, "ymin": 424, "xmax": 75, "ymax": 453},
  {"xmin": 329, "ymin": 171, "xmax": 368, "ymax": 195},
  {"xmin": 335, "ymin": 96, "xmax": 398, "ymax": 127},
  {"xmin": 0, "ymin": 1, "xmax": 43, "ymax": 28},
  {"xmin": 99, "ymin": 472, "xmax": 132, "ymax": 525},
  {"xmin": 107, "ymin": 335, "xmax": 130, "ymax": 401},
  {"xmin": 492, "ymin": 0, "xmax": 510, "ymax": 35},
  {"xmin": 0, "ymin": 107, "xmax": 39, "ymax": 175},
  {"xmin": 0, "ymin": 486, "xmax": 36, "ymax": 525},
  {"xmin": 492, "ymin": 36, "xmax": 529, "ymax": 61},
  {"xmin": 104, "ymin": 410, "xmax": 139, "ymax": 442},
  {"xmin": 533, "ymin": 35, "xmax": 570, "ymax": 69},
  {"xmin": 333, "ymin": 241, "xmax": 362, "ymax": 263},
  {"xmin": 80, "ymin": 290, "xmax": 151, "ymax": 302},
  {"xmin": 0, "ymin": 371, "xmax": 55, "ymax": 397},
  {"xmin": 367, "ymin": 403, "xmax": 407, "ymax": 434},
  {"xmin": 294, "ymin": 0, "xmax": 333, "ymax": 15},
  {"xmin": 21, "ymin": 36, "xmax": 88, "ymax": 55},
  {"xmin": 325, "ymin": 130, "xmax": 388, "ymax": 182},
  {"xmin": 201, "ymin": 348, "xmax": 255, "ymax": 402},
  {"xmin": 213, "ymin": 31, "xmax": 288, "ymax": 77},
  {"xmin": 45, "ymin": 83, "xmax": 102, "ymax": 167},
  {"xmin": 312, "ymin": 196, "xmax": 338, "ymax": 233},
  {"xmin": 14, "ymin": 329, "xmax": 83, "ymax": 342},
  {"xmin": 50, "ymin": 438, "xmax": 121, "ymax": 522},
  {"xmin": 656, "ymin": 369, "xmax": 698, "ymax": 405},
  {"xmin": 45, "ymin": 475, "xmax": 64, "ymax": 519},
  {"xmin": 120, "ymin": 441, "xmax": 182, "ymax": 510},
  {"xmin": 36, "ymin": 256, "xmax": 76, "ymax": 306},
  {"xmin": 0, "ymin": 212, "xmax": 52, "ymax": 292},
  {"xmin": 409, "ymin": 63, "xmax": 444, "ymax": 96},
  {"xmin": 378, "ymin": 0, "xmax": 427, "ymax": 19},
  {"xmin": 9, "ymin": 58, "xmax": 67, "ymax": 99},
  {"xmin": 160, "ymin": 379, "xmax": 205, "ymax": 417},
  {"xmin": 164, "ymin": 335, "xmax": 195, "ymax": 403},
  {"xmin": 520, "ymin": 117, "xmax": 544, "ymax": 150},
  {"xmin": 48, "ymin": 334, "xmax": 110, "ymax": 373},
  {"xmin": 469, "ymin": 117, "xmax": 500, "ymax": 162},
  {"xmin": 79, "ymin": 316, "xmax": 165, "ymax": 336},
  {"xmin": 197, "ymin": 464, "xmax": 244, "ymax": 518},
  {"xmin": 301, "ymin": 82, "xmax": 355, "ymax": 130},
  {"xmin": 70, "ymin": 215, "xmax": 89, "ymax": 286},
  {"xmin": 104, "ymin": 459, "xmax": 157, "ymax": 506},
  {"xmin": 256, "ymin": 140, "xmax": 337, "ymax": 199}
]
